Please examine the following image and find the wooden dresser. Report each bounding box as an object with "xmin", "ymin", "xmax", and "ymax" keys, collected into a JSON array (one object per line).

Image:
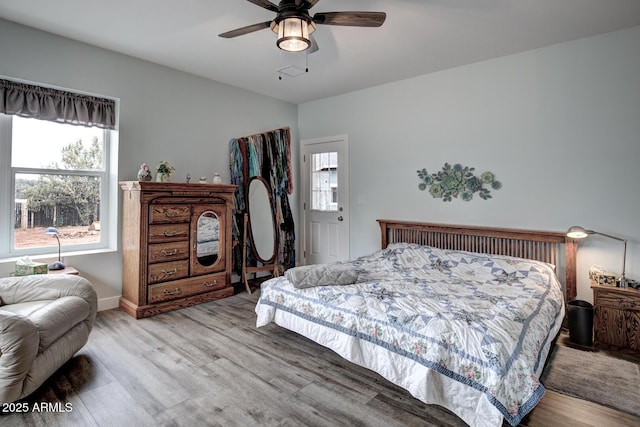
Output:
[
  {"xmin": 120, "ymin": 181, "xmax": 236, "ymax": 318},
  {"xmin": 592, "ymin": 284, "xmax": 640, "ymax": 350}
]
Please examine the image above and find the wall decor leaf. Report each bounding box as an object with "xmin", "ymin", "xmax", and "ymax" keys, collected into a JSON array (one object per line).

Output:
[{"xmin": 417, "ymin": 163, "xmax": 501, "ymax": 202}]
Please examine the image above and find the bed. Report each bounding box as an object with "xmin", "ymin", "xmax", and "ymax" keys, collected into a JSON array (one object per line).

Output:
[{"xmin": 255, "ymin": 220, "xmax": 577, "ymax": 427}]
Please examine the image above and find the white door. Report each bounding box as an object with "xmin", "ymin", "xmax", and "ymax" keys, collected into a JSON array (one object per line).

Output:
[{"xmin": 301, "ymin": 135, "xmax": 350, "ymax": 265}]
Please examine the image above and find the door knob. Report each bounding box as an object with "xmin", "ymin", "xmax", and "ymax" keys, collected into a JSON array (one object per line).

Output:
[{"xmin": 337, "ymin": 216, "xmax": 343, "ymax": 222}]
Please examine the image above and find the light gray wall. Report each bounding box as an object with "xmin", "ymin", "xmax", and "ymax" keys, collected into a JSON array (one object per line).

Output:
[
  {"xmin": 298, "ymin": 26, "xmax": 640, "ymax": 303},
  {"xmin": 0, "ymin": 19, "xmax": 299, "ymax": 306}
]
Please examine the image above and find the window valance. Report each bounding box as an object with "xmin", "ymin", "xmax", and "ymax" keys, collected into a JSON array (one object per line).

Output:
[{"xmin": 0, "ymin": 79, "xmax": 116, "ymax": 130}]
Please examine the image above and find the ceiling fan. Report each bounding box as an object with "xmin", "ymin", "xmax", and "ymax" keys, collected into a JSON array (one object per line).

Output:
[{"xmin": 219, "ymin": 0, "xmax": 386, "ymax": 53}]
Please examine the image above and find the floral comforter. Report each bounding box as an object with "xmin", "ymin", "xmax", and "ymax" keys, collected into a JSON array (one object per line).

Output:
[{"xmin": 255, "ymin": 243, "xmax": 565, "ymax": 426}]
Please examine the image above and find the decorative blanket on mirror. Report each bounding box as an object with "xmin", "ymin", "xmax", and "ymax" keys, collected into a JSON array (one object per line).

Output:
[{"xmin": 255, "ymin": 243, "xmax": 565, "ymax": 427}]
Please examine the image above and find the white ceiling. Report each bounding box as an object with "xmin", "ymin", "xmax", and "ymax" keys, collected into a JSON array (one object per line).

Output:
[{"xmin": 1, "ymin": 0, "xmax": 640, "ymax": 104}]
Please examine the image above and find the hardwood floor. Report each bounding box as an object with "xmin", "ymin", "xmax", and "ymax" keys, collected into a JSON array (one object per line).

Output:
[{"xmin": 3, "ymin": 291, "xmax": 639, "ymax": 427}]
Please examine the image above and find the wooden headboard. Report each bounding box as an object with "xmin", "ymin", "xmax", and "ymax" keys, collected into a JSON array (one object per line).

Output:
[{"xmin": 378, "ymin": 219, "xmax": 577, "ymax": 301}]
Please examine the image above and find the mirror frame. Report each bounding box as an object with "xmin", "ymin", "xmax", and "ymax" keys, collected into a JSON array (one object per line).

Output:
[{"xmin": 245, "ymin": 176, "xmax": 279, "ymax": 265}]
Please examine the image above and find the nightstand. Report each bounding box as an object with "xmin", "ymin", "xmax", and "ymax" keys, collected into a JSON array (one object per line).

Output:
[{"xmin": 592, "ymin": 284, "xmax": 640, "ymax": 350}]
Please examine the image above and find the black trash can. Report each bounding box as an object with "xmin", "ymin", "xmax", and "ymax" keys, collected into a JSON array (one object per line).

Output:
[{"xmin": 567, "ymin": 300, "xmax": 594, "ymax": 347}]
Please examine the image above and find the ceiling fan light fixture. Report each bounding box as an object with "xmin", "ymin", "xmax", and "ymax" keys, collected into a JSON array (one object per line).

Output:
[{"xmin": 276, "ymin": 17, "xmax": 311, "ymax": 52}]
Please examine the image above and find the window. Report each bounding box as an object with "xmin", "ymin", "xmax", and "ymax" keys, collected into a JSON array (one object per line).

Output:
[
  {"xmin": 0, "ymin": 79, "xmax": 118, "ymax": 259},
  {"xmin": 310, "ymin": 151, "xmax": 338, "ymax": 212}
]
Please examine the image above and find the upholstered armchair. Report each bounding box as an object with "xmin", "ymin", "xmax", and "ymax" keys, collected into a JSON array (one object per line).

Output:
[{"xmin": 0, "ymin": 274, "xmax": 97, "ymax": 403}]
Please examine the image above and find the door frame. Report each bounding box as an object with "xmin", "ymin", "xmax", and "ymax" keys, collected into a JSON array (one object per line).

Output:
[{"xmin": 300, "ymin": 134, "xmax": 350, "ymax": 266}]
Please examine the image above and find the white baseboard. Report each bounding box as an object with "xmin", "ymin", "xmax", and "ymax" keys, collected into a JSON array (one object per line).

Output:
[{"xmin": 97, "ymin": 296, "xmax": 120, "ymax": 312}]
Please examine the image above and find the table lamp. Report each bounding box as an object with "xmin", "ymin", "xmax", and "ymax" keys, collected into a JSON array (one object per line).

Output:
[
  {"xmin": 44, "ymin": 227, "xmax": 65, "ymax": 270},
  {"xmin": 566, "ymin": 225, "xmax": 627, "ymax": 288}
]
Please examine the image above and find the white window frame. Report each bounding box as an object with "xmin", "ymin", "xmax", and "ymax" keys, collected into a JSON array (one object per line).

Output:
[{"xmin": 0, "ymin": 111, "xmax": 119, "ymax": 261}]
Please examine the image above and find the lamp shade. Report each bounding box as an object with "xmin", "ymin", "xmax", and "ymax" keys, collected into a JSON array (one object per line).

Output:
[
  {"xmin": 566, "ymin": 226, "xmax": 590, "ymax": 239},
  {"xmin": 277, "ymin": 17, "xmax": 311, "ymax": 52},
  {"xmin": 44, "ymin": 227, "xmax": 59, "ymax": 235}
]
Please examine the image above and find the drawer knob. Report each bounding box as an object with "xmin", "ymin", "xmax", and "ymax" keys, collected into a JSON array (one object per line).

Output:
[
  {"xmin": 163, "ymin": 211, "xmax": 180, "ymax": 218},
  {"xmin": 161, "ymin": 268, "xmax": 178, "ymax": 276},
  {"xmin": 163, "ymin": 287, "xmax": 181, "ymax": 296},
  {"xmin": 203, "ymin": 280, "xmax": 218, "ymax": 287},
  {"xmin": 161, "ymin": 249, "xmax": 179, "ymax": 256},
  {"xmin": 163, "ymin": 230, "xmax": 179, "ymax": 237}
]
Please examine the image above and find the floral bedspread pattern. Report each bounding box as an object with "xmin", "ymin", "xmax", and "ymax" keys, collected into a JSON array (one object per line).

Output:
[{"xmin": 256, "ymin": 244, "xmax": 565, "ymax": 426}]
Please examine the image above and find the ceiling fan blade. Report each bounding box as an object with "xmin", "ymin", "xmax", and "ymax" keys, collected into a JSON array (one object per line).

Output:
[
  {"xmin": 246, "ymin": 0, "xmax": 279, "ymax": 13},
  {"xmin": 308, "ymin": 34, "xmax": 319, "ymax": 53},
  {"xmin": 218, "ymin": 21, "xmax": 272, "ymax": 38},
  {"xmin": 313, "ymin": 11, "xmax": 386, "ymax": 27}
]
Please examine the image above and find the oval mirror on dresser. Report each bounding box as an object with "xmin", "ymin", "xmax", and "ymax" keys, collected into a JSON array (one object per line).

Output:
[
  {"xmin": 196, "ymin": 210, "xmax": 220, "ymax": 266},
  {"xmin": 242, "ymin": 176, "xmax": 279, "ymax": 293}
]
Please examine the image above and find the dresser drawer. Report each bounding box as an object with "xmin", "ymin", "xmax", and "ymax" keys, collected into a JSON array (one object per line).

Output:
[
  {"xmin": 148, "ymin": 260, "xmax": 189, "ymax": 284},
  {"xmin": 148, "ymin": 273, "xmax": 227, "ymax": 304},
  {"xmin": 149, "ymin": 205, "xmax": 190, "ymax": 224},
  {"xmin": 596, "ymin": 291, "xmax": 640, "ymax": 311},
  {"xmin": 148, "ymin": 223, "xmax": 190, "ymax": 243},
  {"xmin": 148, "ymin": 241, "xmax": 189, "ymax": 263}
]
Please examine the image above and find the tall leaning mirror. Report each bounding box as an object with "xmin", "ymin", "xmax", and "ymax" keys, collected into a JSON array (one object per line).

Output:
[{"xmin": 242, "ymin": 176, "xmax": 279, "ymax": 293}]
